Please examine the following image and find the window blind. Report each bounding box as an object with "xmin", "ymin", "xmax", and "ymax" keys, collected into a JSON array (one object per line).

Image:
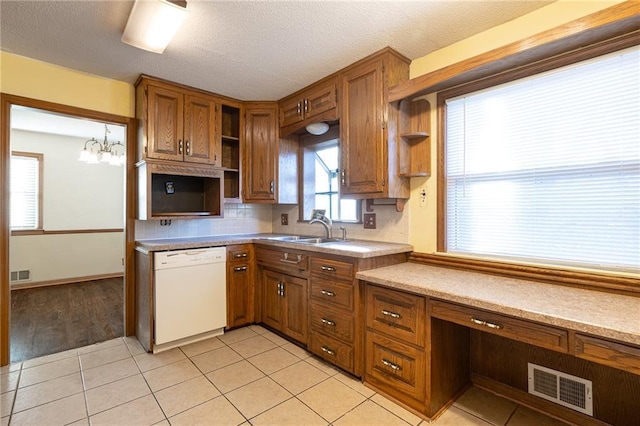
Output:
[
  {"xmin": 10, "ymin": 154, "xmax": 40, "ymax": 230},
  {"xmin": 444, "ymin": 47, "xmax": 640, "ymax": 271}
]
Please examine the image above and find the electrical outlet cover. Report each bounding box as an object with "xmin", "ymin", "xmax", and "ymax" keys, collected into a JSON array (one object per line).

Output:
[{"xmin": 364, "ymin": 213, "xmax": 376, "ymax": 229}]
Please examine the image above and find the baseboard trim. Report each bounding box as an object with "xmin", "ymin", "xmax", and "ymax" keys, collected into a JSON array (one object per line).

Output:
[
  {"xmin": 471, "ymin": 373, "xmax": 608, "ymax": 426},
  {"xmin": 10, "ymin": 273, "xmax": 124, "ymax": 290}
]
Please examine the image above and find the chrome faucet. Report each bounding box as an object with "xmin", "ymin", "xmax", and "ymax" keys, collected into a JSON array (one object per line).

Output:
[{"xmin": 309, "ymin": 215, "xmax": 332, "ymax": 238}]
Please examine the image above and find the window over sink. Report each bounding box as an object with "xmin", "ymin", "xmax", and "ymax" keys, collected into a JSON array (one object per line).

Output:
[{"xmin": 299, "ymin": 125, "xmax": 360, "ymax": 222}]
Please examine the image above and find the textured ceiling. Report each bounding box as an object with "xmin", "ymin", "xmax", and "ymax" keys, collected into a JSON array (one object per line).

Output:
[{"xmin": 0, "ymin": 0, "xmax": 554, "ymax": 101}]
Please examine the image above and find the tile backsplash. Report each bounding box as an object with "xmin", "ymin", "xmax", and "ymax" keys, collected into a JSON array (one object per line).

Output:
[
  {"xmin": 135, "ymin": 204, "xmax": 273, "ymax": 240},
  {"xmin": 271, "ymin": 204, "xmax": 409, "ymax": 244},
  {"xmin": 135, "ymin": 203, "xmax": 409, "ymax": 244}
]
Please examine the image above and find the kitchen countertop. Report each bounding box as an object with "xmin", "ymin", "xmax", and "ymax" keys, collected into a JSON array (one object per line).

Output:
[
  {"xmin": 357, "ymin": 262, "xmax": 640, "ymax": 346},
  {"xmin": 135, "ymin": 233, "xmax": 413, "ymax": 259}
]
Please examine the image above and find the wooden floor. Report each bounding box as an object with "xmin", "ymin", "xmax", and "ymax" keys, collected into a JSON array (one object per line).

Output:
[{"xmin": 10, "ymin": 277, "xmax": 124, "ymax": 362}]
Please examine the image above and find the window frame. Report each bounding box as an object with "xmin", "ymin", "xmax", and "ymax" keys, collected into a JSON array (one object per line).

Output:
[
  {"xmin": 298, "ymin": 126, "xmax": 362, "ymax": 223},
  {"xmin": 434, "ymin": 36, "xmax": 640, "ymax": 291},
  {"xmin": 10, "ymin": 151, "xmax": 44, "ymax": 235}
]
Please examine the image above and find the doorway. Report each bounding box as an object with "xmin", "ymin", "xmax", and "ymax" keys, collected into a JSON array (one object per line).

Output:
[{"xmin": 0, "ymin": 94, "xmax": 136, "ymax": 365}]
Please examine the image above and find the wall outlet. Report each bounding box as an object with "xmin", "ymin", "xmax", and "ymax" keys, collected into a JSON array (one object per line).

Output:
[
  {"xmin": 281, "ymin": 213, "xmax": 289, "ymax": 225},
  {"xmin": 363, "ymin": 213, "xmax": 376, "ymax": 229}
]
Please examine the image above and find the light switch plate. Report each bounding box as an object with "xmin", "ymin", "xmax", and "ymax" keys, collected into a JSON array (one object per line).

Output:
[{"xmin": 363, "ymin": 213, "xmax": 376, "ymax": 229}]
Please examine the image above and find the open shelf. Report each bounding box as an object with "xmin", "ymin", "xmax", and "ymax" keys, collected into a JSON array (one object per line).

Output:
[
  {"xmin": 398, "ymin": 98, "xmax": 431, "ymax": 178},
  {"xmin": 221, "ymin": 105, "xmax": 242, "ymax": 202}
]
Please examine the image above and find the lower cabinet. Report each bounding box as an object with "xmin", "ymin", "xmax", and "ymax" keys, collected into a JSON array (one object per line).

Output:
[
  {"xmin": 363, "ymin": 283, "xmax": 469, "ymax": 420},
  {"xmin": 226, "ymin": 244, "xmax": 254, "ymax": 329},
  {"xmin": 260, "ymin": 268, "xmax": 308, "ymax": 344}
]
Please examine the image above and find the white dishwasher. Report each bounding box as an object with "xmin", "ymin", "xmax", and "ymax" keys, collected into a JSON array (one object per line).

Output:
[{"xmin": 154, "ymin": 247, "xmax": 226, "ymax": 352}]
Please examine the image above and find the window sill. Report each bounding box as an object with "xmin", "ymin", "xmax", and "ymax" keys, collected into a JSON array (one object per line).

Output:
[{"xmin": 409, "ymin": 252, "xmax": 640, "ymax": 296}]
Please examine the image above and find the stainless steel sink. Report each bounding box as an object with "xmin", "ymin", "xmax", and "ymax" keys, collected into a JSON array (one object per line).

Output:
[
  {"xmin": 264, "ymin": 235, "xmax": 308, "ymax": 241},
  {"xmin": 295, "ymin": 237, "xmax": 344, "ymax": 244}
]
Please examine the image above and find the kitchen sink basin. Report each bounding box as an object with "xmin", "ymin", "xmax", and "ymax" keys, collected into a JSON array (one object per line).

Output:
[
  {"xmin": 296, "ymin": 237, "xmax": 344, "ymax": 244},
  {"xmin": 264, "ymin": 235, "xmax": 309, "ymax": 241}
]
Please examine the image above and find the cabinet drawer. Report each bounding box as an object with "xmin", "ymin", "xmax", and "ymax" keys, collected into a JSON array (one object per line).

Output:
[
  {"xmin": 310, "ymin": 303, "xmax": 355, "ymax": 343},
  {"xmin": 365, "ymin": 331, "xmax": 426, "ymax": 406},
  {"xmin": 366, "ymin": 285, "xmax": 426, "ymax": 347},
  {"xmin": 310, "ymin": 257, "xmax": 354, "ymax": 281},
  {"xmin": 310, "ymin": 278, "xmax": 354, "ymax": 311},
  {"xmin": 256, "ymin": 246, "xmax": 308, "ymax": 276},
  {"xmin": 575, "ymin": 334, "xmax": 640, "ymax": 375},
  {"xmin": 309, "ymin": 332, "xmax": 354, "ymax": 373},
  {"xmin": 227, "ymin": 244, "xmax": 252, "ymax": 262},
  {"xmin": 431, "ymin": 300, "xmax": 569, "ymax": 353}
]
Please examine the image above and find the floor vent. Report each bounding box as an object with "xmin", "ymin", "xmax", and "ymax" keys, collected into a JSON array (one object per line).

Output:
[
  {"xmin": 528, "ymin": 363, "xmax": 593, "ymax": 416},
  {"xmin": 10, "ymin": 270, "xmax": 31, "ymax": 282}
]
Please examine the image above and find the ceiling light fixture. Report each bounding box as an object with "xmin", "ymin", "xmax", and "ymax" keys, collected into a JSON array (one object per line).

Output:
[
  {"xmin": 121, "ymin": 0, "xmax": 188, "ymax": 54},
  {"xmin": 306, "ymin": 122, "xmax": 330, "ymax": 135},
  {"xmin": 78, "ymin": 125, "xmax": 126, "ymax": 166}
]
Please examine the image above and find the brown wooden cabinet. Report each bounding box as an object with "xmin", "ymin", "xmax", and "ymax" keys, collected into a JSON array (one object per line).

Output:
[
  {"xmin": 308, "ymin": 256, "xmax": 360, "ymax": 375},
  {"xmin": 137, "ymin": 76, "xmax": 220, "ymax": 166},
  {"xmin": 256, "ymin": 245, "xmax": 308, "ymax": 344},
  {"xmin": 226, "ymin": 244, "xmax": 254, "ymax": 329},
  {"xmin": 243, "ymin": 102, "xmax": 298, "ymax": 204},
  {"xmin": 279, "ymin": 76, "xmax": 338, "ymax": 135},
  {"xmin": 243, "ymin": 103, "xmax": 278, "ymax": 203},
  {"xmin": 339, "ymin": 48, "xmax": 411, "ymax": 205}
]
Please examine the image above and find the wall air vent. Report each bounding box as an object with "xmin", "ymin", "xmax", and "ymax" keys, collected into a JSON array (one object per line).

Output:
[
  {"xmin": 528, "ymin": 363, "xmax": 593, "ymax": 416},
  {"xmin": 10, "ymin": 270, "xmax": 31, "ymax": 283}
]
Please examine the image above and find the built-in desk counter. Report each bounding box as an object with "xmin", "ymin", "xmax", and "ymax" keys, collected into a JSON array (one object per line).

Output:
[{"xmin": 358, "ymin": 262, "xmax": 640, "ymax": 425}]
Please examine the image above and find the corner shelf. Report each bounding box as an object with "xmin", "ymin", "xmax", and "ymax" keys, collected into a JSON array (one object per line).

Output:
[{"xmin": 398, "ymin": 98, "xmax": 431, "ymax": 178}]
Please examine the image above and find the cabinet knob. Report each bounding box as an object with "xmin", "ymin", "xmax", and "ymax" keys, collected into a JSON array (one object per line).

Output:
[
  {"xmin": 321, "ymin": 289, "xmax": 336, "ymax": 297},
  {"xmin": 341, "ymin": 169, "xmax": 346, "ymax": 186},
  {"xmin": 304, "ymin": 98, "xmax": 309, "ymax": 114},
  {"xmin": 178, "ymin": 139, "xmax": 183, "ymax": 154},
  {"xmin": 233, "ymin": 266, "xmax": 247, "ymax": 272},
  {"xmin": 320, "ymin": 265, "xmax": 336, "ymax": 272},
  {"xmin": 270, "ymin": 181, "xmax": 275, "ymax": 194},
  {"xmin": 185, "ymin": 140, "xmax": 191, "ymax": 155}
]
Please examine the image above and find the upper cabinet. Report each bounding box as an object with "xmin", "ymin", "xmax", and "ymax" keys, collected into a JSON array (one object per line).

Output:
[
  {"xmin": 279, "ymin": 76, "xmax": 338, "ymax": 136},
  {"xmin": 339, "ymin": 49, "xmax": 410, "ymax": 203},
  {"xmin": 138, "ymin": 77, "xmax": 220, "ymax": 166},
  {"xmin": 243, "ymin": 103, "xmax": 279, "ymax": 203}
]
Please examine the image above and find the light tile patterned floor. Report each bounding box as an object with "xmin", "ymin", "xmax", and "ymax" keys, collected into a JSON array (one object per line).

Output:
[{"xmin": 0, "ymin": 325, "xmax": 568, "ymax": 425}]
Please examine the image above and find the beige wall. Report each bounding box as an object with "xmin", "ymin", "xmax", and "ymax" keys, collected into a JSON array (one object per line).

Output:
[
  {"xmin": 405, "ymin": 0, "xmax": 624, "ymax": 253},
  {"xmin": 0, "ymin": 52, "xmax": 134, "ymax": 117}
]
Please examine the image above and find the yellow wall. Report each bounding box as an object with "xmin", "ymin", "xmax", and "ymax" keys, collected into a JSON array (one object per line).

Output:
[
  {"xmin": 0, "ymin": 52, "xmax": 134, "ymax": 117},
  {"xmin": 406, "ymin": 0, "xmax": 625, "ymax": 253}
]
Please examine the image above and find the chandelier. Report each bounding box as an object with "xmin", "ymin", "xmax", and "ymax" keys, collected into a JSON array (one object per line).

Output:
[{"xmin": 78, "ymin": 124, "xmax": 125, "ymax": 166}]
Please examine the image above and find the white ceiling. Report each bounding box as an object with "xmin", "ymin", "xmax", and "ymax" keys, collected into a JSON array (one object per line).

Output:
[
  {"xmin": 11, "ymin": 106, "xmax": 127, "ymax": 141},
  {"xmin": 0, "ymin": 0, "xmax": 554, "ymax": 101}
]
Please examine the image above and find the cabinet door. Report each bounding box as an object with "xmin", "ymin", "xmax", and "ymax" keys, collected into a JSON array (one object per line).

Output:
[
  {"xmin": 147, "ymin": 84, "xmax": 184, "ymax": 161},
  {"xmin": 279, "ymin": 97, "xmax": 303, "ymax": 129},
  {"xmin": 304, "ymin": 80, "xmax": 337, "ymax": 120},
  {"xmin": 282, "ymin": 274, "xmax": 308, "ymax": 344},
  {"xmin": 227, "ymin": 262, "xmax": 254, "ymax": 329},
  {"xmin": 261, "ymin": 269, "xmax": 283, "ymax": 330},
  {"xmin": 244, "ymin": 105, "xmax": 278, "ymax": 202},
  {"xmin": 340, "ymin": 59, "xmax": 385, "ymax": 195},
  {"xmin": 184, "ymin": 94, "xmax": 219, "ymax": 165}
]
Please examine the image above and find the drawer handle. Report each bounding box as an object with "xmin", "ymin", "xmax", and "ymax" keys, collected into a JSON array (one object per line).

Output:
[
  {"xmin": 382, "ymin": 359, "xmax": 402, "ymax": 372},
  {"xmin": 233, "ymin": 266, "xmax": 247, "ymax": 272},
  {"xmin": 321, "ymin": 290, "xmax": 336, "ymax": 297},
  {"xmin": 321, "ymin": 346, "xmax": 336, "ymax": 356},
  {"xmin": 280, "ymin": 253, "xmax": 303, "ymax": 264},
  {"xmin": 471, "ymin": 317, "xmax": 503, "ymax": 330},
  {"xmin": 382, "ymin": 309, "xmax": 401, "ymax": 319},
  {"xmin": 321, "ymin": 265, "xmax": 336, "ymax": 272},
  {"xmin": 321, "ymin": 318, "xmax": 336, "ymax": 327},
  {"xmin": 234, "ymin": 253, "xmax": 248, "ymax": 258}
]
